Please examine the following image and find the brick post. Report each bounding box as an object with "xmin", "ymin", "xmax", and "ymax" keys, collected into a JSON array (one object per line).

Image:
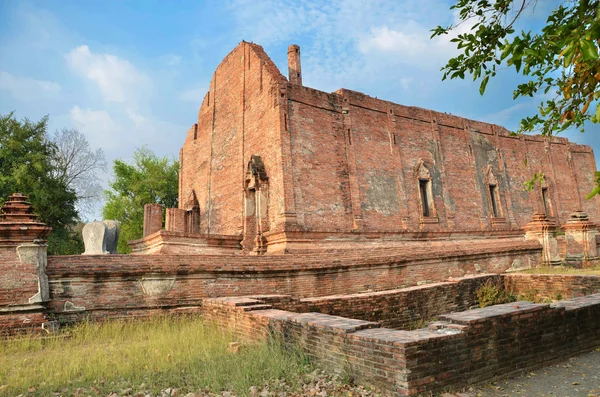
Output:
[
  {"xmin": 165, "ymin": 208, "xmax": 187, "ymax": 233},
  {"xmin": 143, "ymin": 203, "xmax": 163, "ymax": 237},
  {"xmin": 287, "ymin": 44, "xmax": 302, "ymax": 86},
  {"xmin": 523, "ymin": 213, "xmax": 562, "ymax": 266},
  {"xmin": 563, "ymin": 211, "xmax": 599, "ymax": 268},
  {"xmin": 0, "ymin": 193, "xmax": 52, "ymax": 334}
]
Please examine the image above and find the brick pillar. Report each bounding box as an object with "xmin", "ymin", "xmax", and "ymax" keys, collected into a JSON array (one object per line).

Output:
[
  {"xmin": 523, "ymin": 213, "xmax": 562, "ymax": 266},
  {"xmin": 0, "ymin": 193, "xmax": 52, "ymax": 334},
  {"xmin": 143, "ymin": 204, "xmax": 163, "ymax": 237},
  {"xmin": 165, "ymin": 208, "xmax": 187, "ymax": 233},
  {"xmin": 288, "ymin": 44, "xmax": 302, "ymax": 86},
  {"xmin": 563, "ymin": 211, "xmax": 599, "ymax": 268}
]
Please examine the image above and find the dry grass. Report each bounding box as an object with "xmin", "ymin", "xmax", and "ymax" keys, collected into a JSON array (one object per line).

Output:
[
  {"xmin": 0, "ymin": 315, "xmax": 310, "ymax": 396},
  {"xmin": 519, "ymin": 265, "xmax": 600, "ymax": 276}
]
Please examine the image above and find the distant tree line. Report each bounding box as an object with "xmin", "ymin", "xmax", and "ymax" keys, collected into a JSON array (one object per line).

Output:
[{"xmin": 1, "ymin": 112, "xmax": 178, "ymax": 255}]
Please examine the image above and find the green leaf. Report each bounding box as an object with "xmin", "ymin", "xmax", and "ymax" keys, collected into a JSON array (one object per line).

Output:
[
  {"xmin": 479, "ymin": 75, "xmax": 490, "ymax": 95},
  {"xmin": 586, "ymin": 185, "xmax": 600, "ymax": 199},
  {"xmin": 580, "ymin": 39, "xmax": 598, "ymax": 60}
]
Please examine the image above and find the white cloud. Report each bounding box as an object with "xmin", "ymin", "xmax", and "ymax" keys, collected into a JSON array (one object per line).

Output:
[
  {"xmin": 65, "ymin": 45, "xmax": 151, "ymax": 104},
  {"xmin": 0, "ymin": 71, "xmax": 60, "ymax": 101},
  {"xmin": 126, "ymin": 108, "xmax": 145, "ymax": 127},
  {"xmin": 70, "ymin": 106, "xmax": 122, "ymax": 149},
  {"xmin": 179, "ymin": 86, "xmax": 207, "ymax": 102},
  {"xmin": 225, "ymin": 0, "xmax": 457, "ymax": 95},
  {"xmin": 356, "ymin": 13, "xmax": 477, "ymax": 66},
  {"xmin": 159, "ymin": 54, "xmax": 182, "ymax": 66}
]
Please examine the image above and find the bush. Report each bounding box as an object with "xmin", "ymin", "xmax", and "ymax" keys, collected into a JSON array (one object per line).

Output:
[{"xmin": 475, "ymin": 280, "xmax": 516, "ymax": 308}]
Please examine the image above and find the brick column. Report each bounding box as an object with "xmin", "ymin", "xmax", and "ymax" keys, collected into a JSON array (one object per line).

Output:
[
  {"xmin": 0, "ymin": 193, "xmax": 52, "ymax": 334},
  {"xmin": 143, "ymin": 204, "xmax": 163, "ymax": 237},
  {"xmin": 165, "ymin": 208, "xmax": 187, "ymax": 233},
  {"xmin": 523, "ymin": 213, "xmax": 562, "ymax": 266},
  {"xmin": 563, "ymin": 211, "xmax": 599, "ymax": 268}
]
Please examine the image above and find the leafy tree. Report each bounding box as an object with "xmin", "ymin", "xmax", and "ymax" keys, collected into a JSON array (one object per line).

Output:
[
  {"xmin": 0, "ymin": 112, "xmax": 80, "ymax": 254},
  {"xmin": 102, "ymin": 147, "xmax": 179, "ymax": 253},
  {"xmin": 431, "ymin": 0, "xmax": 600, "ymax": 197},
  {"xmin": 49, "ymin": 128, "xmax": 107, "ymax": 217}
]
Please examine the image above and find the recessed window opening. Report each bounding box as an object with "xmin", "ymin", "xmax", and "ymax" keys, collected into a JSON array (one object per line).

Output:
[
  {"xmin": 542, "ymin": 187, "xmax": 552, "ymax": 217},
  {"xmin": 419, "ymin": 179, "xmax": 430, "ymax": 217},
  {"xmin": 193, "ymin": 124, "xmax": 198, "ymax": 140},
  {"xmin": 489, "ymin": 184, "xmax": 499, "ymax": 217},
  {"xmin": 347, "ymin": 129, "xmax": 352, "ymax": 145},
  {"xmin": 284, "ymin": 114, "xmax": 288, "ymax": 131}
]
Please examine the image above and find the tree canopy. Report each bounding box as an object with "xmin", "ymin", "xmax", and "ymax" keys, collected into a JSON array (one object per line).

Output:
[
  {"xmin": 102, "ymin": 147, "xmax": 179, "ymax": 253},
  {"xmin": 0, "ymin": 112, "xmax": 81, "ymax": 254},
  {"xmin": 432, "ymin": 0, "xmax": 600, "ymax": 197}
]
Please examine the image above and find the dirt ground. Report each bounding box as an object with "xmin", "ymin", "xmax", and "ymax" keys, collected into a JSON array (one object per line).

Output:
[{"xmin": 459, "ymin": 348, "xmax": 600, "ymax": 397}]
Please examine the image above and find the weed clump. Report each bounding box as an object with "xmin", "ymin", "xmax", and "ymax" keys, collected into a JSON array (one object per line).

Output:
[{"xmin": 475, "ymin": 280, "xmax": 517, "ymax": 308}]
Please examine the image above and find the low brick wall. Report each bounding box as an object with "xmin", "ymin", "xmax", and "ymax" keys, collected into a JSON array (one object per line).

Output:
[
  {"xmin": 505, "ymin": 273, "xmax": 600, "ymax": 300},
  {"xmin": 204, "ymin": 293, "xmax": 600, "ymax": 396},
  {"xmin": 272, "ymin": 275, "xmax": 502, "ymax": 329},
  {"xmin": 45, "ymin": 238, "xmax": 539, "ymax": 321}
]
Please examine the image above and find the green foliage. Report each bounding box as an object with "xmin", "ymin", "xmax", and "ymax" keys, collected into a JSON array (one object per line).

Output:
[
  {"xmin": 432, "ymin": 0, "xmax": 600, "ymax": 197},
  {"xmin": 0, "ymin": 112, "xmax": 79, "ymax": 254},
  {"xmin": 102, "ymin": 147, "xmax": 179, "ymax": 253},
  {"xmin": 47, "ymin": 226, "xmax": 85, "ymax": 256},
  {"xmin": 405, "ymin": 317, "xmax": 438, "ymax": 330},
  {"xmin": 475, "ymin": 280, "xmax": 517, "ymax": 308},
  {"xmin": 588, "ymin": 171, "xmax": 600, "ymax": 198},
  {"xmin": 0, "ymin": 316, "xmax": 311, "ymax": 396}
]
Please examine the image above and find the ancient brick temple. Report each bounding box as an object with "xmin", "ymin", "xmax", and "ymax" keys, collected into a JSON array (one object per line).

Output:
[
  {"xmin": 2, "ymin": 43, "xmax": 600, "ymax": 396},
  {"xmin": 131, "ymin": 41, "xmax": 599, "ymax": 255}
]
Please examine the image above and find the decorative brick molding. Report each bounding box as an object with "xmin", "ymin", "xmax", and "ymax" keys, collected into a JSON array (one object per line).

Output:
[{"xmin": 562, "ymin": 211, "xmax": 599, "ymax": 267}]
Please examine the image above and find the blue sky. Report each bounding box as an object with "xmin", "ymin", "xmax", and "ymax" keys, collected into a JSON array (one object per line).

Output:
[{"xmin": 0, "ymin": 0, "xmax": 598, "ymax": 220}]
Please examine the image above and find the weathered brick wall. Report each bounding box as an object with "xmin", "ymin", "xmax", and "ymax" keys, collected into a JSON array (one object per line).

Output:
[
  {"xmin": 286, "ymin": 85, "xmax": 600, "ymax": 233},
  {"xmin": 179, "ymin": 42, "xmax": 287, "ymax": 236},
  {"xmin": 202, "ymin": 298, "xmax": 401, "ymax": 394},
  {"xmin": 176, "ymin": 42, "xmax": 599, "ymax": 253},
  {"xmin": 0, "ymin": 248, "xmax": 39, "ymax": 306},
  {"xmin": 274, "ymin": 275, "xmax": 502, "ymax": 329},
  {"xmin": 45, "ymin": 239, "xmax": 539, "ymax": 321},
  {"xmin": 205, "ymin": 293, "xmax": 600, "ymax": 396},
  {"xmin": 505, "ymin": 273, "xmax": 600, "ymax": 300}
]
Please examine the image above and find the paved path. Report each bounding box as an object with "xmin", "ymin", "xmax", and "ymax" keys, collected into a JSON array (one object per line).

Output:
[{"xmin": 458, "ymin": 349, "xmax": 600, "ymax": 397}]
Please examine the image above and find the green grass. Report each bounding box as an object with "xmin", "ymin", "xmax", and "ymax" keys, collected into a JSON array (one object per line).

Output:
[
  {"xmin": 0, "ymin": 315, "xmax": 311, "ymax": 396},
  {"xmin": 519, "ymin": 265, "xmax": 600, "ymax": 275}
]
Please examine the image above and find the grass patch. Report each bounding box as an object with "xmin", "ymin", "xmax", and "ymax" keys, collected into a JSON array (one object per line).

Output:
[
  {"xmin": 520, "ymin": 265, "xmax": 600, "ymax": 276},
  {"xmin": 0, "ymin": 315, "xmax": 311, "ymax": 396}
]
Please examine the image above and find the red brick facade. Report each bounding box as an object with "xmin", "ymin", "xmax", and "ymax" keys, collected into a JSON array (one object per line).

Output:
[{"xmin": 177, "ymin": 42, "xmax": 600, "ymax": 254}]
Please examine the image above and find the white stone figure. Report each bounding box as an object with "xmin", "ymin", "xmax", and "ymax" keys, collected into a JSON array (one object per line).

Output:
[{"xmin": 82, "ymin": 220, "xmax": 120, "ymax": 255}]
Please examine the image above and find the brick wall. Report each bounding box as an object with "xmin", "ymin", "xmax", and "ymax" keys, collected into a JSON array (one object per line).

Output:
[
  {"xmin": 274, "ymin": 275, "xmax": 502, "ymax": 329},
  {"xmin": 505, "ymin": 273, "xmax": 600, "ymax": 300},
  {"xmin": 178, "ymin": 42, "xmax": 287, "ymax": 236},
  {"xmin": 0, "ymin": 248, "xmax": 39, "ymax": 306},
  {"xmin": 177, "ymin": 42, "xmax": 599, "ymax": 253},
  {"xmin": 286, "ymin": 85, "xmax": 600, "ymax": 233},
  {"xmin": 205, "ymin": 292, "xmax": 600, "ymax": 396},
  {"xmin": 45, "ymin": 238, "xmax": 539, "ymax": 321}
]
